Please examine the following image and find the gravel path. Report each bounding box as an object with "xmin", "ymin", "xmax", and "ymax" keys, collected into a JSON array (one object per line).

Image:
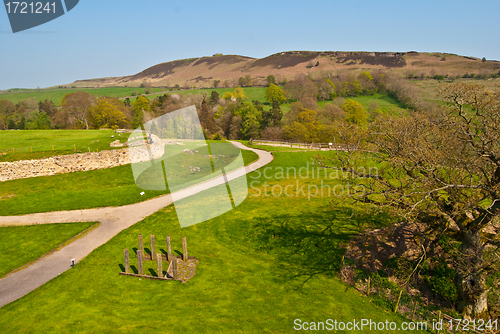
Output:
[{"xmin": 0, "ymin": 141, "xmax": 273, "ymax": 308}]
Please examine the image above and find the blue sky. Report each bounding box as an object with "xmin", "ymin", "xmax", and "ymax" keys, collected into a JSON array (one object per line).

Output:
[{"xmin": 0, "ymin": 0, "xmax": 499, "ymax": 90}]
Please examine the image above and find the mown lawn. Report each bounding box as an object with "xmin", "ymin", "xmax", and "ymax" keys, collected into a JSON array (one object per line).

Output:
[
  {"xmin": 0, "ymin": 148, "xmax": 259, "ymax": 216},
  {"xmin": 0, "ymin": 222, "xmax": 97, "ymax": 277},
  {"xmin": 0, "ymin": 87, "xmax": 165, "ymax": 106},
  {"xmin": 0, "ymin": 130, "xmax": 130, "ymax": 162},
  {"xmin": 0, "ymin": 150, "xmax": 426, "ymax": 333}
]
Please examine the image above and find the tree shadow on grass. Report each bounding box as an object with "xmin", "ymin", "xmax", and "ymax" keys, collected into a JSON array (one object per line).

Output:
[{"xmin": 253, "ymin": 205, "xmax": 393, "ymax": 290}]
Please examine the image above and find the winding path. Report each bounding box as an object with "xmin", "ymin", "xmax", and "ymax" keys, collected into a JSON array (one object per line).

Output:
[{"xmin": 0, "ymin": 142, "xmax": 273, "ymax": 308}]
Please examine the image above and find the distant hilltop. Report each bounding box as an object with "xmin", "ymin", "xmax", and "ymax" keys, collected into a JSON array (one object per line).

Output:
[{"xmin": 70, "ymin": 51, "xmax": 500, "ymax": 88}]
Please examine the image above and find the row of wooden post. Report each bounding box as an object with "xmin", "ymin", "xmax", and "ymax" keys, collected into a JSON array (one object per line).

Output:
[{"xmin": 123, "ymin": 234, "xmax": 188, "ymax": 280}]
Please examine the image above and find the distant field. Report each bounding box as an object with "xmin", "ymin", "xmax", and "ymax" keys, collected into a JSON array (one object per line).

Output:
[
  {"xmin": 135, "ymin": 88, "xmax": 405, "ymax": 118},
  {"xmin": 0, "ymin": 149, "xmax": 425, "ymax": 333},
  {"xmin": 412, "ymin": 77, "xmax": 500, "ymax": 102},
  {"xmin": 0, "ymin": 130, "xmax": 129, "ymax": 162},
  {"xmin": 1, "ymin": 85, "xmax": 406, "ymax": 118},
  {"xmin": 0, "ymin": 87, "xmax": 165, "ymax": 106}
]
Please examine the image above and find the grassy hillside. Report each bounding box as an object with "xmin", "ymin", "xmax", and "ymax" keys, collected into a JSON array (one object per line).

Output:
[
  {"xmin": 0, "ymin": 149, "xmax": 427, "ymax": 333},
  {"xmin": 0, "ymin": 87, "xmax": 165, "ymax": 106},
  {"xmin": 64, "ymin": 51, "xmax": 500, "ymax": 89}
]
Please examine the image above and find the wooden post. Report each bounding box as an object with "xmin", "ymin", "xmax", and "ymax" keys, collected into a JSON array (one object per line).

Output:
[
  {"xmin": 166, "ymin": 235, "xmax": 172, "ymax": 261},
  {"xmin": 124, "ymin": 249, "xmax": 130, "ymax": 273},
  {"xmin": 138, "ymin": 234, "xmax": 144, "ymax": 260},
  {"xmin": 137, "ymin": 250, "xmax": 143, "ymax": 275},
  {"xmin": 394, "ymin": 290, "xmax": 403, "ymax": 313},
  {"xmin": 411, "ymin": 301, "xmax": 417, "ymax": 321},
  {"xmin": 182, "ymin": 236, "xmax": 188, "ymax": 261},
  {"xmin": 156, "ymin": 253, "xmax": 163, "ymax": 277},
  {"xmin": 171, "ymin": 256, "xmax": 178, "ymax": 280},
  {"xmin": 52, "ymin": 145, "xmax": 54, "ymax": 151},
  {"xmin": 13, "ymin": 148, "xmax": 14, "ymax": 154},
  {"xmin": 366, "ymin": 277, "xmax": 371, "ymax": 296},
  {"xmin": 150, "ymin": 235, "xmax": 156, "ymax": 261},
  {"xmin": 74, "ymin": 144, "xmax": 76, "ymax": 151}
]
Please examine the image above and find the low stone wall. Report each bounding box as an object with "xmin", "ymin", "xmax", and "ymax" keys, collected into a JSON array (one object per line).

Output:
[{"xmin": 0, "ymin": 135, "xmax": 165, "ymax": 182}]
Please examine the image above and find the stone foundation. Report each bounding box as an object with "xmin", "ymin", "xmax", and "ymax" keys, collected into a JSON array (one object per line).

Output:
[{"xmin": 0, "ymin": 135, "xmax": 165, "ymax": 182}]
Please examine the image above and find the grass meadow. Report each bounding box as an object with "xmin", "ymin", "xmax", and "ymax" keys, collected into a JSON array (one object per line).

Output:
[
  {"xmin": 0, "ymin": 222, "xmax": 97, "ymax": 277},
  {"xmin": 0, "ymin": 87, "xmax": 165, "ymax": 106},
  {"xmin": 134, "ymin": 87, "xmax": 405, "ymax": 118},
  {"xmin": 0, "ymin": 148, "xmax": 427, "ymax": 333},
  {"xmin": 0, "ymin": 145, "xmax": 259, "ymax": 216},
  {"xmin": 0, "ymin": 130, "xmax": 130, "ymax": 162}
]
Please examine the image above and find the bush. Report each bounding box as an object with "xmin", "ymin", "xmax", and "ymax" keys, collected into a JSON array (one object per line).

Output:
[{"xmin": 211, "ymin": 132, "xmax": 224, "ymax": 140}]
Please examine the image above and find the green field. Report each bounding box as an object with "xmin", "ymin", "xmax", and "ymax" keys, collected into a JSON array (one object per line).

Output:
[
  {"xmin": 0, "ymin": 222, "xmax": 97, "ymax": 277},
  {"xmin": 0, "ymin": 149, "xmax": 426, "ymax": 333},
  {"xmin": 0, "ymin": 130, "xmax": 130, "ymax": 162},
  {"xmin": 0, "ymin": 87, "xmax": 165, "ymax": 106},
  {"xmin": 0, "ymin": 147, "xmax": 259, "ymax": 216},
  {"xmin": 136, "ymin": 87, "xmax": 405, "ymax": 118},
  {"xmin": 1, "ymin": 85, "xmax": 404, "ymax": 121}
]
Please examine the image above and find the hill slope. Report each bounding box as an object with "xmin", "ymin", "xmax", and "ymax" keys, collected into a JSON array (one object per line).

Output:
[{"xmin": 71, "ymin": 51, "xmax": 500, "ymax": 88}]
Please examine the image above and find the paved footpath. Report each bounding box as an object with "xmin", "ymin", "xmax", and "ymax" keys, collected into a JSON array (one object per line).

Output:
[{"xmin": 0, "ymin": 142, "xmax": 273, "ymax": 308}]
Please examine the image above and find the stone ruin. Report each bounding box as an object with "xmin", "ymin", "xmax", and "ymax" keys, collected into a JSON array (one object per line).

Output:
[{"xmin": 120, "ymin": 234, "xmax": 198, "ymax": 283}]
